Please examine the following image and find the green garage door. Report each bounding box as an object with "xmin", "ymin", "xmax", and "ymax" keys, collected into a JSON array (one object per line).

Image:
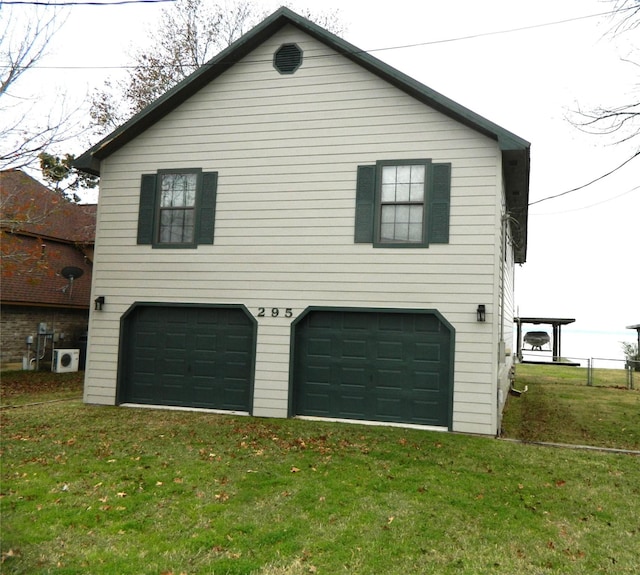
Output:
[
  {"xmin": 119, "ymin": 304, "xmax": 255, "ymax": 412},
  {"xmin": 292, "ymin": 309, "xmax": 453, "ymax": 428}
]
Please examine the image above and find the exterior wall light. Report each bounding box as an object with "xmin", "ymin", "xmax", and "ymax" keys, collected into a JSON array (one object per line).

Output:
[
  {"xmin": 477, "ymin": 304, "xmax": 486, "ymax": 322},
  {"xmin": 94, "ymin": 296, "xmax": 105, "ymax": 311}
]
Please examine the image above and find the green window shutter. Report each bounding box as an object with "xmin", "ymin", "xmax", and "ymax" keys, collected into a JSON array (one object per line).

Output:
[
  {"xmin": 354, "ymin": 165, "xmax": 376, "ymax": 243},
  {"xmin": 428, "ymin": 163, "xmax": 451, "ymax": 244},
  {"xmin": 137, "ymin": 174, "xmax": 157, "ymax": 245},
  {"xmin": 197, "ymin": 171, "xmax": 218, "ymax": 245}
]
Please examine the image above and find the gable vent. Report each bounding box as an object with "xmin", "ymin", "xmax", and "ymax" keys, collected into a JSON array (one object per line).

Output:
[{"xmin": 274, "ymin": 43, "xmax": 302, "ymax": 74}]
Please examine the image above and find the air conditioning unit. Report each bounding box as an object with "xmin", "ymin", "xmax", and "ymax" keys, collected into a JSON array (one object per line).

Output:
[{"xmin": 52, "ymin": 349, "xmax": 80, "ymax": 373}]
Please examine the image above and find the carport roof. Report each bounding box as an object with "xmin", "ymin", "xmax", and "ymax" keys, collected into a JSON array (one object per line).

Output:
[{"xmin": 515, "ymin": 317, "xmax": 576, "ymax": 326}]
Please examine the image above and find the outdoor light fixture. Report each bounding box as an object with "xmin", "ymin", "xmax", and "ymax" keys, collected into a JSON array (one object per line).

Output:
[
  {"xmin": 477, "ymin": 304, "xmax": 486, "ymax": 322},
  {"xmin": 94, "ymin": 296, "xmax": 105, "ymax": 311}
]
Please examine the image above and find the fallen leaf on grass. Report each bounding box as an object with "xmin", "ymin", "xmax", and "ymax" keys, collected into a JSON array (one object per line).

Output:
[
  {"xmin": 1, "ymin": 549, "xmax": 20, "ymax": 563},
  {"xmin": 291, "ymin": 466, "xmax": 301, "ymax": 473}
]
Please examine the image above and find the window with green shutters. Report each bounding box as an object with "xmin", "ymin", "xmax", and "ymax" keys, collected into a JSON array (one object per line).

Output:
[
  {"xmin": 354, "ymin": 160, "xmax": 451, "ymax": 248},
  {"xmin": 137, "ymin": 168, "xmax": 218, "ymax": 248}
]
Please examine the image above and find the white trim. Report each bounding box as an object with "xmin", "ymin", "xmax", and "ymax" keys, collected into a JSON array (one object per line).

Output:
[
  {"xmin": 296, "ymin": 415, "xmax": 448, "ymax": 433},
  {"xmin": 119, "ymin": 403, "xmax": 250, "ymax": 416}
]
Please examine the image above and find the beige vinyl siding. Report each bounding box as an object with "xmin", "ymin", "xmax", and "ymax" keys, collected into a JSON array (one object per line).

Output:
[{"xmin": 85, "ymin": 25, "xmax": 506, "ymax": 434}]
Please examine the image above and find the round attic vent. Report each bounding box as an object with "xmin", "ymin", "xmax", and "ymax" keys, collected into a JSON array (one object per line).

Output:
[{"xmin": 274, "ymin": 43, "xmax": 302, "ymax": 74}]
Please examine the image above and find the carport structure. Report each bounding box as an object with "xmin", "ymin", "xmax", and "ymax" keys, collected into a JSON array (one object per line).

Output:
[{"xmin": 514, "ymin": 317, "xmax": 576, "ymax": 364}]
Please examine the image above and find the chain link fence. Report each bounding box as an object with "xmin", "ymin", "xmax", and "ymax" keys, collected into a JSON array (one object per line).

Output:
[
  {"xmin": 587, "ymin": 357, "xmax": 636, "ymax": 389},
  {"xmin": 519, "ymin": 351, "xmax": 637, "ymax": 389}
]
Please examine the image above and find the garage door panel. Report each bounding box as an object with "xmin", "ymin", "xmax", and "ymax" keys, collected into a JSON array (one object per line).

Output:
[
  {"xmin": 307, "ymin": 337, "xmax": 332, "ymax": 357},
  {"xmin": 342, "ymin": 339, "xmax": 367, "ymax": 359},
  {"xmin": 301, "ymin": 385, "xmax": 331, "ymax": 415},
  {"xmin": 192, "ymin": 359, "xmax": 216, "ymax": 376},
  {"xmin": 414, "ymin": 314, "xmax": 441, "ymax": 332},
  {"xmin": 415, "ymin": 342, "xmax": 442, "ymax": 361},
  {"xmin": 340, "ymin": 366, "xmax": 367, "ymax": 385},
  {"xmin": 293, "ymin": 310, "xmax": 452, "ymax": 427},
  {"xmin": 340, "ymin": 397, "xmax": 367, "ymax": 418},
  {"xmin": 222, "ymin": 384, "xmax": 250, "ymax": 411},
  {"xmin": 120, "ymin": 305, "xmax": 254, "ymax": 412},
  {"xmin": 378, "ymin": 314, "xmax": 404, "ymax": 331},
  {"xmin": 343, "ymin": 313, "xmax": 370, "ymax": 330},
  {"xmin": 375, "ymin": 397, "xmax": 403, "ymax": 420},
  {"xmin": 412, "ymin": 372, "xmax": 442, "ymax": 392},
  {"xmin": 377, "ymin": 340, "xmax": 403, "ymax": 360},
  {"xmin": 410, "ymin": 401, "xmax": 442, "ymax": 425},
  {"xmin": 195, "ymin": 333, "xmax": 217, "ymax": 349}
]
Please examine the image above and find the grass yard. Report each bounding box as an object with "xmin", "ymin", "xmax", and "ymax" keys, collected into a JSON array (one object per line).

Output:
[
  {"xmin": 502, "ymin": 364, "xmax": 640, "ymax": 450},
  {"xmin": 1, "ymin": 369, "xmax": 639, "ymax": 575}
]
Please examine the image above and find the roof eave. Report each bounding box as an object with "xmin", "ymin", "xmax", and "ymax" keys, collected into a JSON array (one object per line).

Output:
[
  {"xmin": 74, "ymin": 7, "xmax": 300, "ymax": 175},
  {"xmin": 74, "ymin": 7, "xmax": 530, "ymax": 176},
  {"xmin": 502, "ymin": 148, "xmax": 530, "ymax": 264},
  {"xmin": 73, "ymin": 7, "xmax": 531, "ymax": 264}
]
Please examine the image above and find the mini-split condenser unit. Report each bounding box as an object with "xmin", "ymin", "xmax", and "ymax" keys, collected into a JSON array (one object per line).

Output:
[{"xmin": 52, "ymin": 349, "xmax": 80, "ymax": 373}]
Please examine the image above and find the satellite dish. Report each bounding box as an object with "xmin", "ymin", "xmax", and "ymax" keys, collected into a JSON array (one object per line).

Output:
[
  {"xmin": 60, "ymin": 266, "xmax": 84, "ymax": 299},
  {"xmin": 61, "ymin": 266, "xmax": 84, "ymax": 280}
]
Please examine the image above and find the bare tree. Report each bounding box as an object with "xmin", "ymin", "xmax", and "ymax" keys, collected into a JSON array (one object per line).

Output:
[
  {"xmin": 90, "ymin": 0, "xmax": 345, "ymax": 134},
  {"xmin": 608, "ymin": 0, "xmax": 640, "ymax": 34},
  {"xmin": 0, "ymin": 4, "xmax": 82, "ymax": 171},
  {"xmin": 572, "ymin": 1, "xmax": 640, "ymax": 145}
]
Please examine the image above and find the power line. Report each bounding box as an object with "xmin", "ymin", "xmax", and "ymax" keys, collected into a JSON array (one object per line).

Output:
[
  {"xmin": 2, "ymin": 0, "xmax": 174, "ymax": 6},
  {"xmin": 1, "ymin": 6, "xmax": 631, "ymax": 71},
  {"xmin": 529, "ymin": 151, "xmax": 640, "ymax": 207},
  {"xmin": 530, "ymin": 185, "xmax": 639, "ymax": 215},
  {"xmin": 364, "ymin": 8, "xmax": 625, "ymax": 54}
]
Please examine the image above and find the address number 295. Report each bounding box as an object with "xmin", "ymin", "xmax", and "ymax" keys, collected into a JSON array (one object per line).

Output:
[{"xmin": 257, "ymin": 307, "xmax": 293, "ymax": 318}]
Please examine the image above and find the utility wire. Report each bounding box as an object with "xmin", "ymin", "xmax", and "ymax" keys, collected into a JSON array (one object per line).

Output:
[
  {"xmin": 530, "ymin": 185, "xmax": 639, "ymax": 215},
  {"xmin": 2, "ymin": 6, "xmax": 632, "ymax": 71},
  {"xmin": 3, "ymin": 1, "xmax": 636, "ymax": 207},
  {"xmin": 529, "ymin": 150, "xmax": 640, "ymax": 206},
  {"xmin": 1, "ymin": 0, "xmax": 174, "ymax": 6},
  {"xmin": 365, "ymin": 8, "xmax": 627, "ymax": 54}
]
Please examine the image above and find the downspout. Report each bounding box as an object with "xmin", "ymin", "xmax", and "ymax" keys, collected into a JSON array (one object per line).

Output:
[{"xmin": 496, "ymin": 213, "xmax": 505, "ymax": 435}]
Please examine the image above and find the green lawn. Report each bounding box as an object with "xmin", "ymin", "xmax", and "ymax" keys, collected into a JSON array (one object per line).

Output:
[
  {"xmin": 502, "ymin": 363, "xmax": 640, "ymax": 450},
  {"xmin": 1, "ymin": 369, "xmax": 639, "ymax": 575}
]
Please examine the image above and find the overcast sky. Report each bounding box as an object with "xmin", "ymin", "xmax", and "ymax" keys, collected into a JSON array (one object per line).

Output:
[{"xmin": 5, "ymin": 0, "xmax": 639, "ymax": 359}]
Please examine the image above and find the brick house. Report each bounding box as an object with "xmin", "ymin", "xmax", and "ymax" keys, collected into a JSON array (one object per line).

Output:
[{"xmin": 1, "ymin": 169, "xmax": 96, "ymax": 369}]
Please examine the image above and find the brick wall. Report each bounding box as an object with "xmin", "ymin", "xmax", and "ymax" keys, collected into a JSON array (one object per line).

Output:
[{"xmin": 1, "ymin": 305, "xmax": 89, "ymax": 366}]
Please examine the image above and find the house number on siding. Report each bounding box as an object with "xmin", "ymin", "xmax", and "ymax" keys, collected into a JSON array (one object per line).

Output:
[{"xmin": 257, "ymin": 308, "xmax": 293, "ymax": 318}]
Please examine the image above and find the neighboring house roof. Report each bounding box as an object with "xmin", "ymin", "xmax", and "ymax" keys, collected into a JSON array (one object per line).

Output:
[
  {"xmin": 1, "ymin": 169, "xmax": 96, "ymax": 243},
  {"xmin": 0, "ymin": 169, "xmax": 96, "ymax": 309},
  {"xmin": 74, "ymin": 6, "xmax": 530, "ymax": 262}
]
